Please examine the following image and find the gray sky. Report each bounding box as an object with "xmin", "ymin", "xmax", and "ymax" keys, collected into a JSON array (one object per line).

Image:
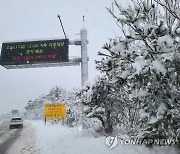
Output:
[{"xmin": 0, "ymin": 0, "xmax": 125, "ymax": 115}]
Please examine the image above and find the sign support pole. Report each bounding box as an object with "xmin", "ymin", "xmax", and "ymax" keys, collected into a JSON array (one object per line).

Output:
[
  {"xmin": 44, "ymin": 118, "xmax": 47, "ymax": 125},
  {"xmin": 80, "ymin": 28, "xmax": 88, "ymax": 86},
  {"xmin": 80, "ymin": 28, "xmax": 88, "ymax": 129}
]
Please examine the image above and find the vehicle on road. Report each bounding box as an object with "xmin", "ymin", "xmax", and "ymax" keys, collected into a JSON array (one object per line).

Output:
[{"xmin": 9, "ymin": 117, "xmax": 23, "ymax": 129}]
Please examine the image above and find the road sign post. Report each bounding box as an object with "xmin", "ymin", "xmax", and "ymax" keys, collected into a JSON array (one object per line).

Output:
[
  {"xmin": 80, "ymin": 28, "xmax": 88, "ymax": 87},
  {"xmin": 80, "ymin": 28, "xmax": 88, "ymax": 129}
]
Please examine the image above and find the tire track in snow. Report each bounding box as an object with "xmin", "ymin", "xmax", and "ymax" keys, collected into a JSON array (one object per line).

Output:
[{"xmin": 0, "ymin": 128, "xmax": 22, "ymax": 154}]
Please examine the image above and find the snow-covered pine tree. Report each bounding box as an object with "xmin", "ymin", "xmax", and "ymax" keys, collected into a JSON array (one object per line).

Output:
[
  {"xmin": 77, "ymin": 74, "xmax": 142, "ymax": 135},
  {"xmin": 47, "ymin": 86, "xmax": 65, "ymax": 101},
  {"xmin": 96, "ymin": 0, "xmax": 180, "ymax": 141},
  {"xmin": 77, "ymin": 76, "xmax": 114, "ymax": 133}
]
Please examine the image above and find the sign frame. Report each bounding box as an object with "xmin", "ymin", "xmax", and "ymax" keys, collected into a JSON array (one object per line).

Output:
[{"xmin": 0, "ymin": 39, "xmax": 69, "ymax": 66}]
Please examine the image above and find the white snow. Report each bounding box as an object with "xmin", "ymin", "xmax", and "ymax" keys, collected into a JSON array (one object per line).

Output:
[
  {"xmin": 157, "ymin": 103, "xmax": 167, "ymax": 120},
  {"xmin": 151, "ymin": 60, "xmax": 167, "ymax": 74},
  {"xmin": 120, "ymin": 70, "xmax": 131, "ymax": 79},
  {"xmin": 7, "ymin": 121, "xmax": 39, "ymax": 154},
  {"xmin": 111, "ymin": 42, "xmax": 126, "ymax": 54},
  {"xmin": 143, "ymin": 23, "xmax": 157, "ymax": 36},
  {"xmin": 7, "ymin": 120, "xmax": 179, "ymax": 154},
  {"xmin": 176, "ymin": 28, "xmax": 180, "ymax": 34},
  {"xmin": 157, "ymin": 35, "xmax": 174, "ymax": 52},
  {"xmin": 137, "ymin": 88, "xmax": 149, "ymax": 97},
  {"xmin": 139, "ymin": 109, "xmax": 149, "ymax": 120},
  {"xmin": 149, "ymin": 116, "xmax": 158, "ymax": 124},
  {"xmin": 172, "ymin": 19, "xmax": 180, "ymax": 35},
  {"xmin": 132, "ymin": 56, "xmax": 147, "ymax": 74}
]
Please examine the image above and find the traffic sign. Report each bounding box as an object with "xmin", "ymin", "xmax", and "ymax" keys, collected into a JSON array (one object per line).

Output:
[
  {"xmin": 11, "ymin": 110, "xmax": 19, "ymax": 116},
  {"xmin": 1, "ymin": 39, "xmax": 69, "ymax": 66},
  {"xmin": 44, "ymin": 103, "xmax": 65, "ymax": 118}
]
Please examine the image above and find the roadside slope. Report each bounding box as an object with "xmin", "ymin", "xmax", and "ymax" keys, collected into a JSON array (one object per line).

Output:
[{"xmin": 31, "ymin": 121, "xmax": 179, "ymax": 154}]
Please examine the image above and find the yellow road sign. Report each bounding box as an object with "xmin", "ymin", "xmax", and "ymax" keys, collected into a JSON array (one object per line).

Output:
[{"xmin": 44, "ymin": 103, "xmax": 65, "ymax": 118}]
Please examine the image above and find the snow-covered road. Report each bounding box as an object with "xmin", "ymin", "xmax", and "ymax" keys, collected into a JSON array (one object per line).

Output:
[
  {"xmin": 0, "ymin": 120, "xmax": 22, "ymax": 154},
  {"xmin": 6, "ymin": 120, "xmax": 179, "ymax": 154},
  {"xmin": 7, "ymin": 121, "xmax": 39, "ymax": 154}
]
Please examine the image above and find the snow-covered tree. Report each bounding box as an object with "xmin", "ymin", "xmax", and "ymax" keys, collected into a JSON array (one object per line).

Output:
[
  {"xmin": 47, "ymin": 86, "xmax": 65, "ymax": 102},
  {"xmin": 77, "ymin": 76, "xmax": 114, "ymax": 133},
  {"xmin": 25, "ymin": 86, "xmax": 81, "ymax": 126},
  {"xmin": 77, "ymin": 75, "xmax": 142, "ymax": 135},
  {"xmin": 94, "ymin": 0, "xmax": 180, "ymax": 140},
  {"xmin": 25, "ymin": 95, "xmax": 48, "ymax": 120}
]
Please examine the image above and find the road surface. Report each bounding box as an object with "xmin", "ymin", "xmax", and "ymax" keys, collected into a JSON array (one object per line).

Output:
[{"xmin": 0, "ymin": 119, "xmax": 22, "ymax": 154}]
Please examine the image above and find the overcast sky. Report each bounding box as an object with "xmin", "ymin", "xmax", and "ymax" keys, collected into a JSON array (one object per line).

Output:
[{"xmin": 0, "ymin": 0, "xmax": 127, "ymax": 115}]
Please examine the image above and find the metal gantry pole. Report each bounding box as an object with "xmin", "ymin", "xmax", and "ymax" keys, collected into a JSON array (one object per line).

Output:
[
  {"xmin": 68, "ymin": 28, "xmax": 88, "ymax": 129},
  {"xmin": 80, "ymin": 28, "xmax": 88, "ymax": 129},
  {"xmin": 80, "ymin": 28, "xmax": 88, "ymax": 86}
]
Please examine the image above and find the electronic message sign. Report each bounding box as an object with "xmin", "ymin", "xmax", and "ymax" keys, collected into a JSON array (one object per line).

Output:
[{"xmin": 0, "ymin": 39, "xmax": 69, "ymax": 66}]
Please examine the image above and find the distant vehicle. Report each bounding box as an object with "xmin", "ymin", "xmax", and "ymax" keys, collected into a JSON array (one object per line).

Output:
[{"xmin": 9, "ymin": 117, "xmax": 23, "ymax": 129}]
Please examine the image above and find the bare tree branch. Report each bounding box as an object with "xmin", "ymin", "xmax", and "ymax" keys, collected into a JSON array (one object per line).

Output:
[{"xmin": 154, "ymin": 0, "xmax": 180, "ymax": 20}]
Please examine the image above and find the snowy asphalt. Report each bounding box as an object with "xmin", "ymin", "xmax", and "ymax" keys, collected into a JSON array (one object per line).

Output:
[{"xmin": 0, "ymin": 120, "xmax": 22, "ymax": 154}]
